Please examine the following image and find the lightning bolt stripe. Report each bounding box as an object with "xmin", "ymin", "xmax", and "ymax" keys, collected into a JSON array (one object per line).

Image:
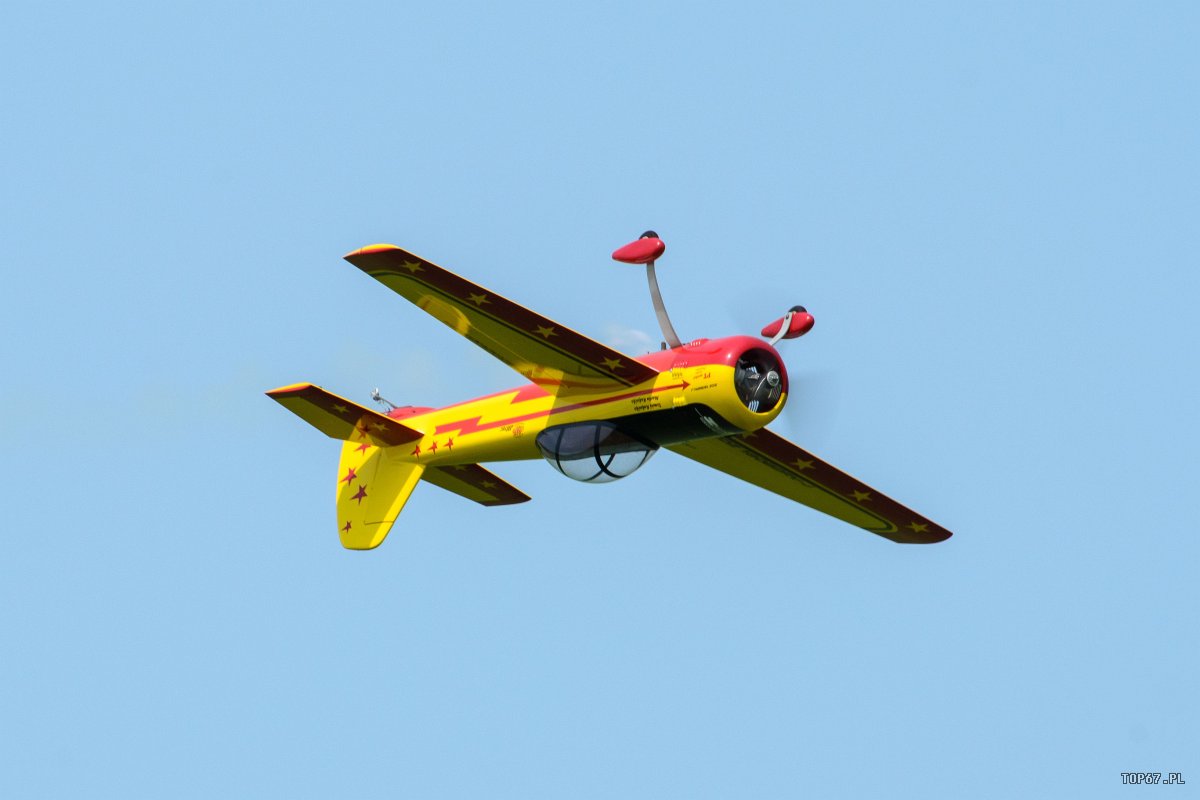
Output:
[{"xmin": 432, "ymin": 381, "xmax": 689, "ymax": 437}]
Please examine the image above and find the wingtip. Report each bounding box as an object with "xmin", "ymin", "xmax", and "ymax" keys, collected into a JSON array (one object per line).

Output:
[
  {"xmin": 343, "ymin": 243, "xmax": 400, "ymax": 261},
  {"xmin": 912, "ymin": 526, "xmax": 953, "ymax": 544},
  {"xmin": 266, "ymin": 382, "xmax": 315, "ymax": 398}
]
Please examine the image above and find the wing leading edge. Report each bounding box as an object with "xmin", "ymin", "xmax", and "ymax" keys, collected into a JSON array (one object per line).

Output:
[
  {"xmin": 668, "ymin": 429, "xmax": 952, "ymax": 544},
  {"xmin": 344, "ymin": 244, "xmax": 659, "ymax": 393}
]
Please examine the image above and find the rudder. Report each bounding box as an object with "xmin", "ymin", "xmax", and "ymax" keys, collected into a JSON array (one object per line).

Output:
[{"xmin": 336, "ymin": 440, "xmax": 424, "ymax": 550}]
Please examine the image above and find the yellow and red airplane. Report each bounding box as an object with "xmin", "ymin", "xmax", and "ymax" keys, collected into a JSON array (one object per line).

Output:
[{"xmin": 268, "ymin": 233, "xmax": 952, "ymax": 550}]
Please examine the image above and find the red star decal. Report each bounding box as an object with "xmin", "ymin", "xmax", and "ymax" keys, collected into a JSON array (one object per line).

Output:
[
  {"xmin": 445, "ymin": 438, "xmax": 454, "ymax": 450},
  {"xmin": 340, "ymin": 467, "xmax": 357, "ymax": 485},
  {"xmin": 429, "ymin": 441, "xmax": 438, "ymax": 453},
  {"xmin": 352, "ymin": 484, "xmax": 368, "ymax": 504},
  {"xmin": 355, "ymin": 424, "xmax": 370, "ymax": 440},
  {"xmin": 355, "ymin": 442, "xmax": 371, "ymax": 454},
  {"xmin": 411, "ymin": 444, "xmax": 422, "ymax": 458},
  {"xmin": 342, "ymin": 520, "xmax": 352, "ymax": 533}
]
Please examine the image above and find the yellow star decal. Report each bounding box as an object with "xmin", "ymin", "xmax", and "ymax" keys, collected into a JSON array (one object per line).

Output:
[
  {"xmin": 331, "ymin": 403, "xmax": 349, "ymax": 414},
  {"xmin": 399, "ymin": 260, "xmax": 423, "ymax": 274},
  {"xmin": 851, "ymin": 490, "xmax": 872, "ymax": 503},
  {"xmin": 481, "ymin": 480, "xmax": 497, "ymax": 489},
  {"xmin": 466, "ymin": 292, "xmax": 490, "ymax": 307},
  {"xmin": 906, "ymin": 521, "xmax": 929, "ymax": 534},
  {"xmin": 601, "ymin": 357, "xmax": 623, "ymax": 371},
  {"xmin": 533, "ymin": 325, "xmax": 558, "ymax": 339},
  {"xmin": 792, "ymin": 458, "xmax": 814, "ymax": 471}
]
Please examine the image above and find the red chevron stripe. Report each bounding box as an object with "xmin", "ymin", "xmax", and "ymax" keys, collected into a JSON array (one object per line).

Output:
[{"xmin": 433, "ymin": 381, "xmax": 690, "ymax": 437}]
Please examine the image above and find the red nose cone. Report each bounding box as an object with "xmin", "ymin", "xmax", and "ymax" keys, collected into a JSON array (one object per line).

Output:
[
  {"xmin": 761, "ymin": 311, "xmax": 815, "ymax": 340},
  {"xmin": 612, "ymin": 237, "xmax": 666, "ymax": 264}
]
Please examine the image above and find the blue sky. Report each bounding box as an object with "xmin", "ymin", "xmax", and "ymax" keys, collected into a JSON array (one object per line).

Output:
[{"xmin": 2, "ymin": 2, "xmax": 1196, "ymax": 797}]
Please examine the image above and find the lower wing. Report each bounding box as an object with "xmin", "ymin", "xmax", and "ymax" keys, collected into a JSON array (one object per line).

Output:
[{"xmin": 668, "ymin": 429, "xmax": 952, "ymax": 544}]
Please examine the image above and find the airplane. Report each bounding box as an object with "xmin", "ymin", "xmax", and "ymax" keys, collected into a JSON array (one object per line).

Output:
[{"xmin": 267, "ymin": 232, "xmax": 952, "ymax": 550}]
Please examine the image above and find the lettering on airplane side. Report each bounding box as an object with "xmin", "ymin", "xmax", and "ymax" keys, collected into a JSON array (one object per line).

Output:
[{"xmin": 630, "ymin": 396, "xmax": 662, "ymax": 411}]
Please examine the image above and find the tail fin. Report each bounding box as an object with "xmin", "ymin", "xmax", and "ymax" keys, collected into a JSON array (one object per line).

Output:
[
  {"xmin": 268, "ymin": 383, "xmax": 425, "ymax": 550},
  {"xmin": 336, "ymin": 440, "xmax": 423, "ymax": 550}
]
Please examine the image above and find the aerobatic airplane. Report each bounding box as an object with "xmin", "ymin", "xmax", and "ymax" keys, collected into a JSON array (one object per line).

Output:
[{"xmin": 268, "ymin": 232, "xmax": 952, "ymax": 549}]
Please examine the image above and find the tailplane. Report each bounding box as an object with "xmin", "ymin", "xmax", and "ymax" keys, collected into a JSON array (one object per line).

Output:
[
  {"xmin": 268, "ymin": 382, "xmax": 530, "ymax": 550},
  {"xmin": 267, "ymin": 383, "xmax": 422, "ymax": 447},
  {"xmin": 269, "ymin": 383, "xmax": 425, "ymax": 549}
]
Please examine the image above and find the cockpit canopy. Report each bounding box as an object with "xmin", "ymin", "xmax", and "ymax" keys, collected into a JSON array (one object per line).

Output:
[{"xmin": 536, "ymin": 421, "xmax": 658, "ymax": 483}]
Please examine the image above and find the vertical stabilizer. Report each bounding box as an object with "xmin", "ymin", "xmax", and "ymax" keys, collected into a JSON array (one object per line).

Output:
[{"xmin": 336, "ymin": 441, "xmax": 424, "ymax": 550}]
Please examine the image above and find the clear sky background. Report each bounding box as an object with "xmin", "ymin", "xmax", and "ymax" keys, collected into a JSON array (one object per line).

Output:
[{"xmin": 2, "ymin": 2, "xmax": 1196, "ymax": 797}]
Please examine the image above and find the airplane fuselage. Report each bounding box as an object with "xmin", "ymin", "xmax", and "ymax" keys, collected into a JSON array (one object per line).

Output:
[
  {"xmin": 368, "ymin": 335, "xmax": 789, "ymax": 469},
  {"xmin": 269, "ymin": 240, "xmax": 952, "ymax": 548}
]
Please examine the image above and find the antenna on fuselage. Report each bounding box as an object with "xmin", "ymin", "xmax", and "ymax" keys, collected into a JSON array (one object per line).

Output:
[
  {"xmin": 370, "ymin": 388, "xmax": 398, "ymax": 411},
  {"xmin": 612, "ymin": 231, "xmax": 682, "ymax": 349}
]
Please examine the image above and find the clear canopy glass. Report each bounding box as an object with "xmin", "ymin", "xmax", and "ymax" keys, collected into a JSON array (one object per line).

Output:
[{"xmin": 536, "ymin": 422, "xmax": 658, "ymax": 483}]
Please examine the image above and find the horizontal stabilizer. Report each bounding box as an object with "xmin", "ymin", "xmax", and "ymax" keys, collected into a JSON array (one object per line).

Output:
[
  {"xmin": 423, "ymin": 464, "xmax": 531, "ymax": 506},
  {"xmin": 267, "ymin": 383, "xmax": 422, "ymax": 447}
]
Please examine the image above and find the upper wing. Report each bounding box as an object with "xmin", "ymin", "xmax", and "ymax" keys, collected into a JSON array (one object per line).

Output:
[
  {"xmin": 668, "ymin": 429, "xmax": 952, "ymax": 544},
  {"xmin": 344, "ymin": 244, "xmax": 659, "ymax": 392}
]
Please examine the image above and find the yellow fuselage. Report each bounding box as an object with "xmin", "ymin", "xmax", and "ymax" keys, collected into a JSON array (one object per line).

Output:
[{"xmin": 388, "ymin": 336, "xmax": 787, "ymax": 467}]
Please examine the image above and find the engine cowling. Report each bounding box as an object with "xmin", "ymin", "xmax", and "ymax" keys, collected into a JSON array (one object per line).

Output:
[
  {"xmin": 733, "ymin": 347, "xmax": 785, "ymax": 414},
  {"xmin": 602, "ymin": 335, "xmax": 790, "ymax": 448}
]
